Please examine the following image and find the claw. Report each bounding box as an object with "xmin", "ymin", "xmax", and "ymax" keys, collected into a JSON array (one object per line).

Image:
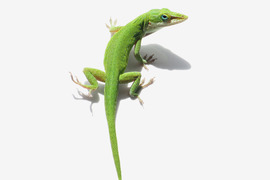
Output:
[
  {"xmin": 109, "ymin": 18, "xmax": 112, "ymax": 26},
  {"xmin": 70, "ymin": 72, "xmax": 79, "ymax": 84},
  {"xmin": 140, "ymin": 78, "xmax": 145, "ymax": 86},
  {"xmin": 137, "ymin": 96, "xmax": 144, "ymax": 105}
]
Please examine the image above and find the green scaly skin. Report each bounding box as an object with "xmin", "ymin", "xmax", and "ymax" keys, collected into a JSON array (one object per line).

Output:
[{"xmin": 71, "ymin": 8, "xmax": 188, "ymax": 180}]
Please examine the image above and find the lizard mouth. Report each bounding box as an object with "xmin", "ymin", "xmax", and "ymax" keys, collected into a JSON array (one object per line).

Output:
[{"xmin": 170, "ymin": 15, "xmax": 188, "ymax": 25}]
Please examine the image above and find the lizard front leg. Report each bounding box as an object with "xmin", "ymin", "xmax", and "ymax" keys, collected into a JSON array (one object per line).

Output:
[
  {"xmin": 70, "ymin": 68, "xmax": 106, "ymax": 97},
  {"xmin": 134, "ymin": 39, "xmax": 156, "ymax": 70}
]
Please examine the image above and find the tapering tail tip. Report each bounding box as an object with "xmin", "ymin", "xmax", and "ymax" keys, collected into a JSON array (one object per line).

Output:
[{"xmin": 108, "ymin": 121, "xmax": 122, "ymax": 180}]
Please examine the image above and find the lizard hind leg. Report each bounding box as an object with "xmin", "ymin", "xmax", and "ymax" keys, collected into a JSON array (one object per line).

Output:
[
  {"xmin": 119, "ymin": 72, "xmax": 154, "ymax": 105},
  {"xmin": 70, "ymin": 68, "xmax": 106, "ymax": 97}
]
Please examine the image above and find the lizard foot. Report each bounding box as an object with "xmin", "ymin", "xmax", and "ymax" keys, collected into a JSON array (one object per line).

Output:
[
  {"xmin": 106, "ymin": 18, "xmax": 118, "ymax": 37},
  {"xmin": 105, "ymin": 18, "xmax": 117, "ymax": 30},
  {"xmin": 140, "ymin": 77, "xmax": 155, "ymax": 89},
  {"xmin": 78, "ymin": 89, "xmax": 94, "ymax": 98},
  {"xmin": 69, "ymin": 72, "xmax": 93, "ymax": 97},
  {"xmin": 143, "ymin": 54, "xmax": 157, "ymax": 64},
  {"xmin": 142, "ymin": 54, "xmax": 157, "ymax": 70},
  {"xmin": 136, "ymin": 78, "xmax": 155, "ymax": 105}
]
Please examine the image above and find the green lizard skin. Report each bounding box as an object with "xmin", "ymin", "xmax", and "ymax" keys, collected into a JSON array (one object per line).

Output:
[{"xmin": 71, "ymin": 8, "xmax": 188, "ymax": 180}]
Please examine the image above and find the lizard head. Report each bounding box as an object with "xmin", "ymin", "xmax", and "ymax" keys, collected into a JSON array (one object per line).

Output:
[{"xmin": 145, "ymin": 8, "xmax": 188, "ymax": 35}]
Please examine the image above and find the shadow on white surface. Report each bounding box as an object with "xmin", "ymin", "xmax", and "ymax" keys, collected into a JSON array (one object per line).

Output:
[
  {"xmin": 71, "ymin": 43, "xmax": 190, "ymax": 112},
  {"xmin": 142, "ymin": 44, "xmax": 191, "ymax": 70},
  {"xmin": 126, "ymin": 44, "xmax": 191, "ymax": 72}
]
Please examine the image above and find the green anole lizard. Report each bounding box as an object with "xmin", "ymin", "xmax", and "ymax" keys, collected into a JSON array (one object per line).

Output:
[{"xmin": 70, "ymin": 8, "xmax": 188, "ymax": 180}]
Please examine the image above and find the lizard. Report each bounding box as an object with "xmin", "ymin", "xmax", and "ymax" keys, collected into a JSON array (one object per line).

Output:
[{"xmin": 70, "ymin": 8, "xmax": 188, "ymax": 180}]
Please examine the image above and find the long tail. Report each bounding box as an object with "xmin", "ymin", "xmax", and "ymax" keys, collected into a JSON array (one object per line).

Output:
[{"xmin": 104, "ymin": 72, "xmax": 122, "ymax": 180}]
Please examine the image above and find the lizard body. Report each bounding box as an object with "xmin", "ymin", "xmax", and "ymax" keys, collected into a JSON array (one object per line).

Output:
[{"xmin": 71, "ymin": 8, "xmax": 188, "ymax": 180}]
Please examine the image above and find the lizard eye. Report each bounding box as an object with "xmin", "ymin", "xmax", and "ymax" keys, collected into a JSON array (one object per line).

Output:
[{"xmin": 161, "ymin": 14, "xmax": 168, "ymax": 21}]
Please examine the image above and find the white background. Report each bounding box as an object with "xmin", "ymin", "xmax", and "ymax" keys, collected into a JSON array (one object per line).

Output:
[{"xmin": 0, "ymin": 0, "xmax": 269, "ymax": 179}]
